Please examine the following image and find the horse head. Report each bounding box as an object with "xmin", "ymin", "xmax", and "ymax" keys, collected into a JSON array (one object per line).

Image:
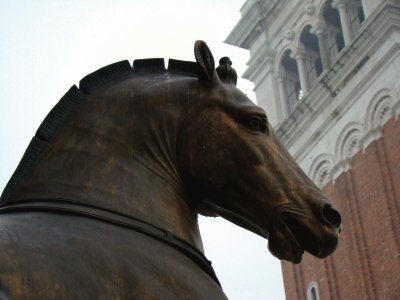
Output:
[
  {"xmin": 1, "ymin": 40, "xmax": 340, "ymax": 266},
  {"xmin": 178, "ymin": 41, "xmax": 341, "ymax": 263}
]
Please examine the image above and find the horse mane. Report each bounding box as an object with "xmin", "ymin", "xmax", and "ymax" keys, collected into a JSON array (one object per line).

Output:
[{"xmin": 0, "ymin": 59, "xmax": 199, "ymax": 202}]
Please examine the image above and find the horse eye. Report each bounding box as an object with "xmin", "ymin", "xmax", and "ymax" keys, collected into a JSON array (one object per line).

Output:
[{"xmin": 247, "ymin": 116, "xmax": 266, "ymax": 132}]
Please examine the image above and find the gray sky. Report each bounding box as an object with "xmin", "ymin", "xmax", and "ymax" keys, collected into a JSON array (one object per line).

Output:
[{"xmin": 0, "ymin": 1, "xmax": 285, "ymax": 299}]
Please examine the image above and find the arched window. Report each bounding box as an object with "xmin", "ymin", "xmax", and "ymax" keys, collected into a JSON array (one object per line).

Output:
[
  {"xmin": 280, "ymin": 50, "xmax": 301, "ymax": 111},
  {"xmin": 311, "ymin": 286, "xmax": 318, "ymax": 300},
  {"xmin": 300, "ymin": 25, "xmax": 323, "ymax": 83},
  {"xmin": 307, "ymin": 282, "xmax": 320, "ymax": 300},
  {"xmin": 322, "ymin": 0, "xmax": 345, "ymax": 61}
]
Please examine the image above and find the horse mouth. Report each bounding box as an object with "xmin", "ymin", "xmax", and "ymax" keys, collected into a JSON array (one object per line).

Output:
[
  {"xmin": 268, "ymin": 211, "xmax": 339, "ymax": 264},
  {"xmin": 282, "ymin": 213, "xmax": 320, "ymax": 257}
]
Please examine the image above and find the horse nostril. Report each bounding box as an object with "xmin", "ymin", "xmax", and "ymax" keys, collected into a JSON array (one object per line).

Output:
[{"xmin": 322, "ymin": 205, "xmax": 341, "ymax": 228}]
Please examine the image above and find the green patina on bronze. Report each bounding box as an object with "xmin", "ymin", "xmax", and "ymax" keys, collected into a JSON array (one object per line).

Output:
[{"xmin": 0, "ymin": 41, "xmax": 341, "ymax": 299}]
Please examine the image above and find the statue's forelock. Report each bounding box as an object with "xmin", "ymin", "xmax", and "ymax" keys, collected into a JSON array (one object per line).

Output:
[{"xmin": 216, "ymin": 57, "xmax": 238, "ymax": 86}]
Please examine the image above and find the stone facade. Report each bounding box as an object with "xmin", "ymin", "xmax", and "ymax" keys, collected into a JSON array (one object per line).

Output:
[{"xmin": 226, "ymin": 0, "xmax": 400, "ymax": 299}]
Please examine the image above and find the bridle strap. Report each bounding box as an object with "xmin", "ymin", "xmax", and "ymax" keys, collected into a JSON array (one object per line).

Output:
[{"xmin": 0, "ymin": 200, "xmax": 221, "ymax": 288}]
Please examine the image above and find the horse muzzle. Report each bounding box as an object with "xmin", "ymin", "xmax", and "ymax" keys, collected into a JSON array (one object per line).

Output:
[{"xmin": 268, "ymin": 203, "xmax": 341, "ymax": 263}]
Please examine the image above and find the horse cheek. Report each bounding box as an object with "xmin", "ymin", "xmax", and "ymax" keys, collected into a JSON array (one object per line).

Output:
[{"xmin": 191, "ymin": 119, "xmax": 231, "ymax": 188}]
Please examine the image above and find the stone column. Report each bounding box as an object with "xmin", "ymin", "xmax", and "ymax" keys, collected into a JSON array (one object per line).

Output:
[
  {"xmin": 294, "ymin": 51, "xmax": 309, "ymax": 94},
  {"xmin": 276, "ymin": 72, "xmax": 289, "ymax": 117},
  {"xmin": 333, "ymin": 0, "xmax": 353, "ymax": 45},
  {"xmin": 315, "ymin": 29, "xmax": 331, "ymax": 70}
]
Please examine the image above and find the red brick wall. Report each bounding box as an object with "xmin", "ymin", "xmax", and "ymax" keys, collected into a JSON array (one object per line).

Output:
[{"xmin": 282, "ymin": 117, "xmax": 400, "ymax": 300}]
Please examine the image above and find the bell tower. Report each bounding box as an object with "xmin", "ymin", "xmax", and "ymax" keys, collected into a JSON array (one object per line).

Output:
[{"xmin": 226, "ymin": 0, "xmax": 400, "ymax": 299}]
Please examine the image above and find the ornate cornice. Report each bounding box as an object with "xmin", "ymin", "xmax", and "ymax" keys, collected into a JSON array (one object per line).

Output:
[
  {"xmin": 307, "ymin": 95, "xmax": 399, "ymax": 187},
  {"xmin": 225, "ymin": 0, "xmax": 287, "ymax": 49}
]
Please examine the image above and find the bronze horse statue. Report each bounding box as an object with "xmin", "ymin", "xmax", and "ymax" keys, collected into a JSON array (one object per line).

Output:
[{"xmin": 0, "ymin": 41, "xmax": 341, "ymax": 299}]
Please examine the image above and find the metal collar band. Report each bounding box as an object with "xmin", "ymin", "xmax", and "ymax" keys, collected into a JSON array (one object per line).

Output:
[{"xmin": 0, "ymin": 199, "xmax": 221, "ymax": 288}]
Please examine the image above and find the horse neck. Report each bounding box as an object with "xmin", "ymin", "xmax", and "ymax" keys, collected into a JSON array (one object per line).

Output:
[{"xmin": 10, "ymin": 76, "xmax": 204, "ymax": 251}]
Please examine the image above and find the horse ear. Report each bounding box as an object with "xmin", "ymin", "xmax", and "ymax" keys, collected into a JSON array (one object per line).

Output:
[{"xmin": 194, "ymin": 40, "xmax": 216, "ymax": 83}]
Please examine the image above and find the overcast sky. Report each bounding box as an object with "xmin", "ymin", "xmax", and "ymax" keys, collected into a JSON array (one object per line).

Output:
[{"xmin": 0, "ymin": 1, "xmax": 285, "ymax": 299}]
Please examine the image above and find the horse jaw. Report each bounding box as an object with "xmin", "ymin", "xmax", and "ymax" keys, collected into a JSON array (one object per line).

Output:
[
  {"xmin": 267, "ymin": 209, "xmax": 340, "ymax": 263},
  {"xmin": 200, "ymin": 200, "xmax": 269, "ymax": 239}
]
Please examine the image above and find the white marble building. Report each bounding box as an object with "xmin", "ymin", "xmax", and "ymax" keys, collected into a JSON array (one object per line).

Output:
[{"xmin": 226, "ymin": 0, "xmax": 400, "ymax": 188}]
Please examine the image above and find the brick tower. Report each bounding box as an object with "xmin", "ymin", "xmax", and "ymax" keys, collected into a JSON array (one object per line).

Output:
[{"xmin": 226, "ymin": 1, "xmax": 400, "ymax": 299}]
